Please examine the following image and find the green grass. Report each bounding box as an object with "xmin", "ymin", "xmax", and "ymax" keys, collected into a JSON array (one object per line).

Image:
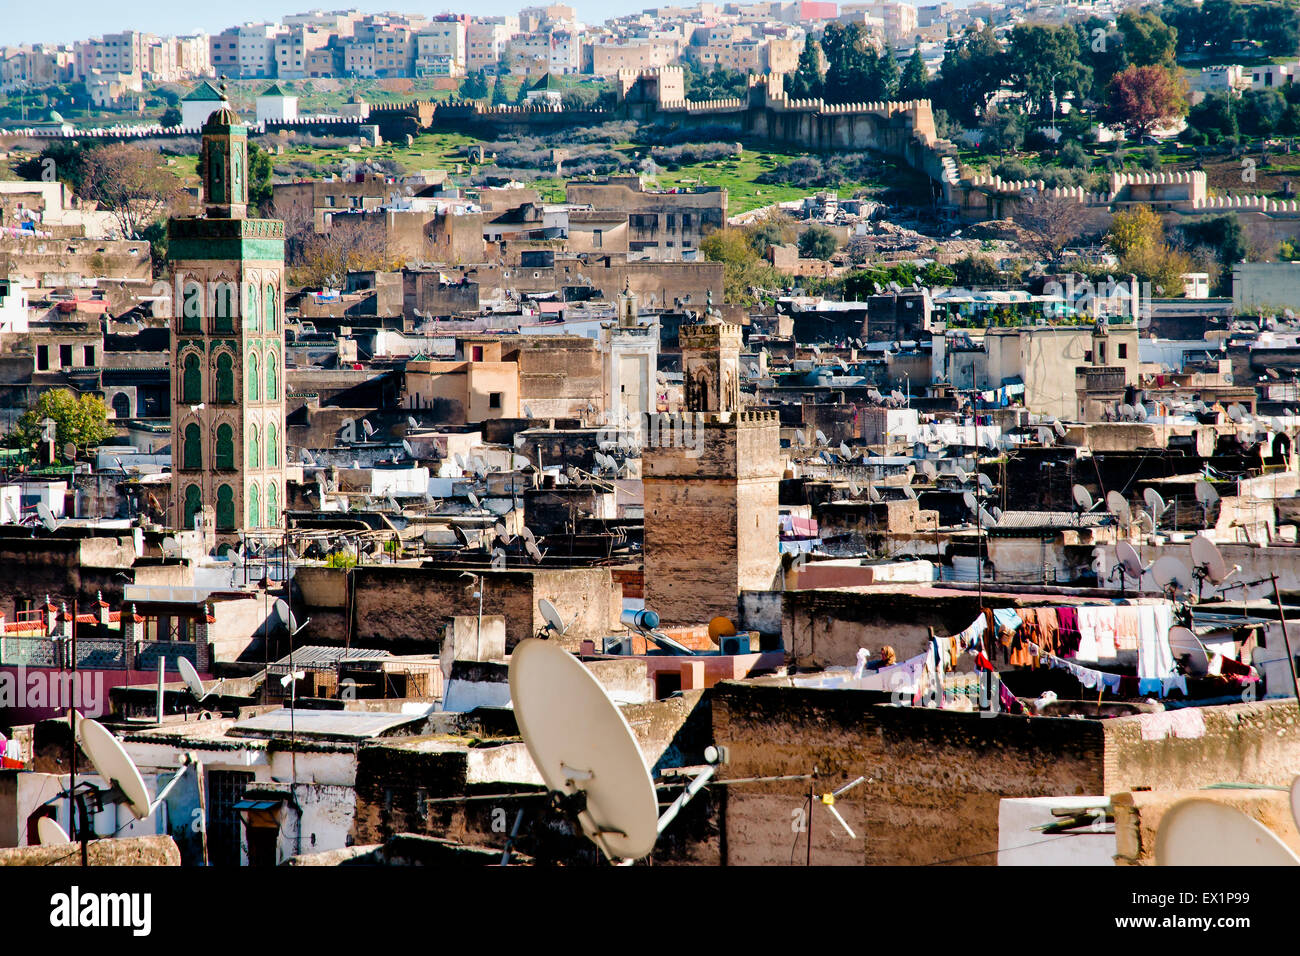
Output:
[{"xmin": 649, "ymin": 147, "xmax": 891, "ymax": 215}]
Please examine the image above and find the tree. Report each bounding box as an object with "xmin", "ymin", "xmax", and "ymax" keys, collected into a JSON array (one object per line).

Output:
[
  {"xmin": 980, "ymin": 108, "xmax": 1024, "ymax": 155},
  {"xmin": 1005, "ymin": 24, "xmax": 1090, "ymax": 118},
  {"xmin": 798, "ymin": 224, "xmax": 839, "ymax": 260},
  {"xmin": 79, "ymin": 144, "xmax": 182, "ymax": 240},
  {"xmin": 899, "ymin": 49, "xmax": 929, "ymax": 101},
  {"xmin": 1106, "ymin": 204, "xmax": 1165, "ymax": 259},
  {"xmin": 12, "ymin": 389, "xmax": 112, "ymax": 454},
  {"xmin": 1117, "ymin": 9, "xmax": 1178, "ymax": 67},
  {"xmin": 1121, "ymin": 242, "xmax": 1192, "ymax": 297},
  {"xmin": 1105, "ymin": 64, "xmax": 1186, "ymax": 139},
  {"xmin": 748, "ymin": 212, "xmax": 798, "ymax": 255},
  {"xmin": 936, "ymin": 24, "xmax": 1006, "ymax": 124},
  {"xmin": 490, "ymin": 78, "xmax": 511, "ymax": 106},
  {"xmin": 700, "ymin": 227, "xmax": 781, "ymax": 304},
  {"xmin": 1179, "ymin": 215, "xmax": 1249, "ymax": 269},
  {"xmin": 821, "ymin": 22, "xmax": 876, "ymax": 104},
  {"xmin": 290, "ymin": 215, "xmax": 405, "ymax": 288},
  {"xmin": 460, "ymin": 69, "xmax": 490, "ymax": 100},
  {"xmin": 952, "ymin": 254, "xmax": 1004, "ymax": 286},
  {"xmin": 247, "ymin": 142, "xmax": 274, "ymax": 214},
  {"xmin": 877, "ymin": 45, "xmax": 900, "ymax": 100},
  {"xmin": 1185, "ymin": 91, "xmax": 1238, "ymax": 139},
  {"xmin": 786, "ymin": 34, "xmax": 824, "ymax": 100},
  {"xmin": 1012, "ymin": 193, "xmax": 1093, "ymax": 260},
  {"xmin": 160, "ymin": 106, "xmax": 182, "ymax": 128}
]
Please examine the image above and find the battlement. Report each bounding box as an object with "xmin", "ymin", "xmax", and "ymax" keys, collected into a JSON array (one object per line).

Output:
[{"xmin": 680, "ymin": 321, "xmax": 744, "ymax": 346}]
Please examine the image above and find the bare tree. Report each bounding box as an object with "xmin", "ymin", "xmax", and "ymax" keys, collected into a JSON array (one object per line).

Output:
[
  {"xmin": 1011, "ymin": 193, "xmax": 1093, "ymax": 261},
  {"xmin": 80, "ymin": 144, "xmax": 183, "ymax": 240}
]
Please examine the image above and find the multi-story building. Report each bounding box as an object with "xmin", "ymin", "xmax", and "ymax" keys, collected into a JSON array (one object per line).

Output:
[
  {"xmin": 167, "ymin": 109, "xmax": 287, "ymax": 542},
  {"xmin": 75, "ymin": 32, "xmax": 151, "ymax": 80},
  {"xmin": 840, "ymin": 1, "xmax": 919, "ymax": 42},
  {"xmin": 210, "ymin": 24, "xmax": 284, "ymax": 80},
  {"xmin": 588, "ymin": 38, "xmax": 680, "ymax": 76},
  {"xmin": 274, "ymin": 26, "xmax": 331, "ymax": 79},
  {"xmin": 510, "ymin": 28, "xmax": 581, "ymax": 75},
  {"xmin": 415, "ymin": 19, "xmax": 467, "ymax": 77},
  {"xmin": 466, "ymin": 19, "xmax": 518, "ymax": 72}
]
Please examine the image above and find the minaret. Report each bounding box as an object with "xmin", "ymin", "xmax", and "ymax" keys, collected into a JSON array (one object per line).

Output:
[
  {"xmin": 168, "ymin": 107, "xmax": 286, "ymax": 549},
  {"xmin": 641, "ymin": 298, "xmax": 781, "ymax": 626}
]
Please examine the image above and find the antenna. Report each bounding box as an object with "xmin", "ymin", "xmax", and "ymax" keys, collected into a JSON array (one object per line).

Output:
[
  {"xmin": 36, "ymin": 502, "xmax": 58, "ymax": 533},
  {"xmin": 1114, "ymin": 541, "xmax": 1150, "ymax": 595},
  {"xmin": 76, "ymin": 717, "xmax": 191, "ymax": 822},
  {"xmin": 1190, "ymin": 534, "xmax": 1238, "ymax": 599},
  {"xmin": 1143, "ymin": 488, "xmax": 1167, "ymax": 526},
  {"xmin": 1168, "ymin": 625, "xmax": 1210, "ymax": 677},
  {"xmin": 177, "ymin": 656, "xmax": 224, "ymax": 704}
]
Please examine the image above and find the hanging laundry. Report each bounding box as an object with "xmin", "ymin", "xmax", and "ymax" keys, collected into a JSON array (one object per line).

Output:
[
  {"xmin": 1055, "ymin": 607, "xmax": 1081, "ymax": 657},
  {"xmin": 1136, "ymin": 605, "xmax": 1175, "ymax": 680}
]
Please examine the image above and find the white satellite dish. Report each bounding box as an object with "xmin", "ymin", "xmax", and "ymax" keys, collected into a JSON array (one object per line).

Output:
[
  {"xmin": 1143, "ymin": 488, "xmax": 1167, "ymax": 520},
  {"xmin": 815, "ymin": 430, "xmax": 828, "ymax": 446},
  {"xmin": 962, "ymin": 490, "xmax": 977, "ymax": 514},
  {"xmin": 1152, "ymin": 555, "xmax": 1195, "ymax": 597},
  {"xmin": 1195, "ymin": 480, "xmax": 1220, "ymax": 509},
  {"xmin": 77, "ymin": 717, "xmax": 153, "ymax": 820},
  {"xmin": 36, "ymin": 502, "xmax": 58, "ymax": 532},
  {"xmin": 538, "ymin": 598, "xmax": 576, "ymax": 637},
  {"xmin": 1037, "ymin": 426, "xmax": 1055, "ymax": 446},
  {"xmin": 1168, "ymin": 625, "xmax": 1210, "ymax": 677},
  {"xmin": 1116, "ymin": 541, "xmax": 1147, "ymax": 586},
  {"xmin": 977, "ymin": 473, "xmax": 994, "ymax": 493},
  {"xmin": 37, "ymin": 816, "xmax": 70, "ymax": 845},
  {"xmin": 1191, "ymin": 534, "xmax": 1229, "ymax": 584},
  {"xmin": 921, "ymin": 460, "xmax": 937, "ymax": 479},
  {"xmin": 795, "ymin": 429, "xmax": 807, "ymax": 448},
  {"xmin": 978, "ymin": 507, "xmax": 997, "ymax": 527},
  {"xmin": 1053, "ymin": 420, "xmax": 1067, "ymax": 438},
  {"xmin": 1156, "ymin": 799, "xmax": 1300, "ymax": 866},
  {"xmin": 177, "ymin": 656, "xmax": 212, "ymax": 702},
  {"xmin": 867, "ymin": 484, "xmax": 882, "ymax": 502},
  {"xmin": 1106, "ymin": 491, "xmax": 1132, "ymax": 530},
  {"xmin": 468, "ymin": 491, "xmax": 481, "ymax": 510},
  {"xmin": 508, "ymin": 639, "xmax": 659, "ymax": 862},
  {"xmin": 839, "ymin": 441, "xmax": 851, "ymax": 459},
  {"xmin": 1072, "ymin": 484, "xmax": 1094, "ymax": 512}
]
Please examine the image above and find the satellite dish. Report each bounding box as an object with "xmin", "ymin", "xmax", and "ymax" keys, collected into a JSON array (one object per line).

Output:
[
  {"xmin": 1227, "ymin": 403, "xmax": 1246, "ymax": 423},
  {"xmin": 1119, "ymin": 403, "xmax": 1135, "ymax": 421},
  {"xmin": 977, "ymin": 472, "xmax": 994, "ymax": 493},
  {"xmin": 1116, "ymin": 541, "xmax": 1147, "ymax": 583},
  {"xmin": 1072, "ymin": 484, "xmax": 1094, "ymax": 512},
  {"xmin": 903, "ymin": 485, "xmax": 916, "ymax": 499},
  {"xmin": 1053, "ymin": 420, "xmax": 1067, "ymax": 438},
  {"xmin": 1195, "ymin": 480, "xmax": 1220, "ymax": 508},
  {"xmin": 468, "ymin": 491, "xmax": 481, "ymax": 510},
  {"xmin": 526, "ymin": 538, "xmax": 546, "ymax": 563},
  {"xmin": 1152, "ymin": 555, "xmax": 1195, "ymax": 597},
  {"xmin": 815, "ymin": 430, "xmax": 828, "ymax": 446},
  {"xmin": 1191, "ymin": 534, "xmax": 1229, "ymax": 584},
  {"xmin": 177, "ymin": 656, "xmax": 210, "ymax": 702},
  {"xmin": 508, "ymin": 639, "xmax": 659, "ymax": 861},
  {"xmin": 452, "ymin": 525, "xmax": 471, "ymax": 548},
  {"xmin": 77, "ymin": 717, "xmax": 152, "ymax": 820},
  {"xmin": 62, "ymin": 442, "xmax": 76, "ymax": 461},
  {"xmin": 538, "ymin": 598, "xmax": 575, "ymax": 637},
  {"xmin": 1106, "ymin": 491, "xmax": 1132, "ymax": 529},
  {"xmin": 921, "ymin": 460, "xmax": 937, "ymax": 479},
  {"xmin": 1135, "ymin": 403, "xmax": 1148, "ymax": 421},
  {"xmin": 36, "ymin": 502, "xmax": 58, "ymax": 532},
  {"xmin": 361, "ymin": 419, "xmax": 375, "ymax": 438},
  {"xmin": 867, "ymin": 484, "xmax": 882, "ymax": 502},
  {"xmin": 1037, "ymin": 426, "xmax": 1055, "ymax": 446},
  {"xmin": 1091, "ymin": 546, "xmax": 1109, "ymax": 579},
  {"xmin": 1143, "ymin": 488, "xmax": 1167, "ymax": 519},
  {"xmin": 839, "ymin": 441, "xmax": 851, "ymax": 459},
  {"xmin": 978, "ymin": 507, "xmax": 997, "ymax": 527},
  {"xmin": 1168, "ymin": 625, "xmax": 1210, "ymax": 677},
  {"xmin": 37, "ymin": 816, "xmax": 70, "ymax": 846},
  {"xmin": 795, "ymin": 429, "xmax": 807, "ymax": 448},
  {"xmin": 1156, "ymin": 800, "xmax": 1300, "ymax": 866},
  {"xmin": 962, "ymin": 491, "xmax": 977, "ymax": 514}
]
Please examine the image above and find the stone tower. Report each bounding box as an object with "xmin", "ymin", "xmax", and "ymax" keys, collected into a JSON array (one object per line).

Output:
[
  {"xmin": 642, "ymin": 309, "xmax": 781, "ymax": 627},
  {"xmin": 679, "ymin": 296, "xmax": 740, "ymax": 414},
  {"xmin": 169, "ymin": 108, "xmax": 286, "ymax": 547}
]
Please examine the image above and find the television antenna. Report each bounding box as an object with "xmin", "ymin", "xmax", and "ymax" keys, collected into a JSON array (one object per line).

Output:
[
  {"xmin": 177, "ymin": 656, "xmax": 225, "ymax": 704},
  {"xmin": 1143, "ymin": 488, "xmax": 1167, "ymax": 529},
  {"xmin": 1106, "ymin": 491, "xmax": 1132, "ymax": 534},
  {"xmin": 1113, "ymin": 541, "xmax": 1150, "ymax": 595},
  {"xmin": 1190, "ymin": 534, "xmax": 1238, "ymax": 600}
]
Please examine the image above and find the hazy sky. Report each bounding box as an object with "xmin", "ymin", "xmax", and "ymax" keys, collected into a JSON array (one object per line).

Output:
[{"xmin": 6, "ymin": 2, "xmax": 658, "ymax": 46}]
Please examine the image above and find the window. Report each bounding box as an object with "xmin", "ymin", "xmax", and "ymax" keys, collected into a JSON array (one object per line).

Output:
[
  {"xmin": 182, "ymin": 353, "xmax": 202, "ymax": 404},
  {"xmin": 265, "ymin": 350, "xmax": 278, "ymax": 400},
  {"xmin": 248, "ymin": 482, "xmax": 260, "ymax": 527},
  {"xmin": 243, "ymin": 283, "xmax": 259, "ymax": 330},
  {"xmin": 216, "ymin": 352, "xmax": 235, "ymax": 403},
  {"xmin": 216, "ymin": 483, "xmax": 235, "ymax": 531},
  {"xmin": 472, "ymin": 345, "xmax": 483, "ymax": 361},
  {"xmin": 267, "ymin": 482, "xmax": 279, "ymax": 527},
  {"xmin": 489, "ymin": 391, "xmax": 502, "ymax": 409},
  {"xmin": 267, "ymin": 423, "xmax": 278, "ymax": 466},
  {"xmin": 264, "ymin": 283, "xmax": 277, "ymax": 331},
  {"xmin": 182, "ymin": 282, "xmax": 202, "ymax": 331},
  {"xmin": 60, "ymin": 344, "xmax": 72, "ymax": 367},
  {"xmin": 247, "ymin": 351, "xmax": 260, "ymax": 401},
  {"xmin": 183, "ymin": 423, "xmax": 202, "ymax": 469},
  {"xmin": 83, "ymin": 346, "xmax": 95, "ymax": 366},
  {"xmin": 215, "ymin": 424, "xmax": 234, "ymax": 469},
  {"xmin": 37, "ymin": 345, "xmax": 49, "ymax": 371},
  {"xmin": 592, "ymin": 229, "xmax": 602, "ymax": 248},
  {"xmin": 212, "ymin": 282, "xmax": 235, "ymax": 332},
  {"xmin": 1118, "ymin": 343, "xmax": 1128, "ymax": 359},
  {"xmin": 183, "ymin": 484, "xmax": 202, "ymax": 530},
  {"xmin": 248, "ymin": 424, "xmax": 260, "ymax": 469}
]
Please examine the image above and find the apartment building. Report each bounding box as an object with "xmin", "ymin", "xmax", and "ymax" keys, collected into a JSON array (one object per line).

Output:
[
  {"xmin": 210, "ymin": 24, "xmax": 285, "ymax": 79},
  {"xmin": 589, "ymin": 38, "xmax": 680, "ymax": 76},
  {"xmin": 466, "ymin": 19, "xmax": 518, "ymax": 72},
  {"xmin": 511, "ymin": 28, "xmax": 582, "ymax": 75},
  {"xmin": 840, "ymin": 1, "xmax": 919, "ymax": 41},
  {"xmin": 274, "ymin": 27, "xmax": 332, "ymax": 79},
  {"xmin": 75, "ymin": 32, "xmax": 150, "ymax": 79},
  {"xmin": 415, "ymin": 20, "xmax": 468, "ymax": 77},
  {"xmin": 0, "ymin": 46, "xmax": 76, "ymax": 90}
]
